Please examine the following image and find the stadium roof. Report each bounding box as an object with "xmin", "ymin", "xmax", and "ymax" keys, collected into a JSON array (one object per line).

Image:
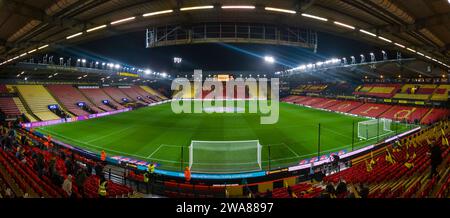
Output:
[{"xmin": 0, "ymin": 0, "xmax": 449, "ymax": 68}]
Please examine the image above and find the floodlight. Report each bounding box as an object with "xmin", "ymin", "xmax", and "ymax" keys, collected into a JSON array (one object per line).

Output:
[
  {"xmin": 264, "ymin": 56, "xmax": 275, "ymax": 63},
  {"xmin": 174, "ymin": 57, "xmax": 182, "ymax": 64}
]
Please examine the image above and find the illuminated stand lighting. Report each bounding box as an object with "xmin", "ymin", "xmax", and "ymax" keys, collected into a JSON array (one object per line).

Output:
[
  {"xmin": 111, "ymin": 17, "xmax": 135, "ymax": 25},
  {"xmin": 360, "ymin": 54, "xmax": 365, "ymax": 63},
  {"xmin": 382, "ymin": 50, "xmax": 388, "ymax": 61},
  {"xmin": 350, "ymin": 56, "xmax": 356, "ymax": 65},
  {"xmin": 221, "ymin": 5, "xmax": 255, "ymax": 9},
  {"xmin": 342, "ymin": 57, "xmax": 348, "ymax": 65},
  {"xmin": 143, "ymin": 10, "xmax": 173, "ymax": 17},
  {"xmin": 370, "ymin": 52, "xmax": 376, "ymax": 62},
  {"xmin": 180, "ymin": 5, "xmax": 214, "ymax": 11},
  {"xmin": 264, "ymin": 7, "xmax": 296, "ymax": 14}
]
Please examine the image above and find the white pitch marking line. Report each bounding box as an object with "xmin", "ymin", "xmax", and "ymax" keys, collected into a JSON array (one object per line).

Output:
[
  {"xmin": 147, "ymin": 144, "xmax": 165, "ymax": 158},
  {"xmin": 268, "ymin": 143, "xmax": 300, "ymax": 157},
  {"xmin": 85, "ymin": 125, "xmax": 136, "ymax": 143}
]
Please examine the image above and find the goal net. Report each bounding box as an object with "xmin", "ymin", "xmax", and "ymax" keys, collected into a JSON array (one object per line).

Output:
[
  {"xmin": 189, "ymin": 140, "xmax": 262, "ymax": 173},
  {"xmin": 358, "ymin": 118, "xmax": 392, "ymax": 140}
]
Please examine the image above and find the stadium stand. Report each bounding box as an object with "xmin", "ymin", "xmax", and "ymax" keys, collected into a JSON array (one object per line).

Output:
[
  {"xmin": 312, "ymin": 99, "xmax": 340, "ymax": 109},
  {"xmin": 299, "ymin": 97, "xmax": 327, "ymax": 107},
  {"xmin": 393, "ymin": 84, "xmax": 435, "ymax": 100},
  {"xmin": 353, "ymin": 84, "xmax": 401, "ymax": 98},
  {"xmin": 322, "ymin": 83, "xmax": 356, "ymax": 96},
  {"xmin": 0, "ymin": 122, "xmax": 135, "ymax": 198},
  {"xmin": 379, "ymin": 106, "xmax": 430, "ymax": 123},
  {"xmin": 283, "ymin": 95, "xmax": 449, "ymax": 125},
  {"xmin": 78, "ymin": 87, "xmax": 125, "ymax": 112},
  {"xmin": 431, "ymin": 84, "xmax": 450, "ymax": 101},
  {"xmin": 324, "ymin": 100, "xmax": 364, "ymax": 113},
  {"xmin": 12, "ymin": 97, "xmax": 36, "ymax": 122},
  {"xmin": 140, "ymin": 86, "xmax": 167, "ymax": 100},
  {"xmin": 285, "ymin": 96, "xmax": 310, "ymax": 104},
  {"xmin": 0, "ymin": 98, "xmax": 22, "ymax": 117},
  {"xmin": 102, "ymin": 86, "xmax": 143, "ymax": 105},
  {"xmin": 46, "ymin": 85, "xmax": 101, "ymax": 116},
  {"xmin": 0, "ymin": 85, "xmax": 21, "ymax": 117},
  {"xmin": 322, "ymin": 121, "xmax": 449, "ymax": 198},
  {"xmin": 291, "ymin": 84, "xmax": 328, "ymax": 94},
  {"xmin": 421, "ymin": 108, "xmax": 450, "ymax": 125},
  {"xmin": 247, "ymin": 84, "xmax": 259, "ymax": 99},
  {"xmin": 0, "ymin": 84, "xmax": 8, "ymax": 93},
  {"xmin": 258, "ymin": 120, "xmax": 449, "ymax": 198},
  {"xmin": 121, "ymin": 86, "xmax": 155, "ymax": 103},
  {"xmin": 348, "ymin": 103, "xmax": 392, "ymax": 118},
  {"xmin": 15, "ymin": 85, "xmax": 65, "ymax": 121}
]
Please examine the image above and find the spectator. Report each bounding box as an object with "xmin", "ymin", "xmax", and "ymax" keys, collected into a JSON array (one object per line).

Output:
[
  {"xmin": 94, "ymin": 163, "xmax": 104, "ymax": 177},
  {"xmin": 429, "ymin": 143, "xmax": 443, "ymax": 179},
  {"xmin": 62, "ymin": 175, "xmax": 73, "ymax": 197},
  {"xmin": 75, "ymin": 168, "xmax": 87, "ymax": 197},
  {"xmin": 5, "ymin": 188, "xmax": 13, "ymax": 198},
  {"xmin": 336, "ymin": 180, "xmax": 348, "ymax": 195},
  {"xmin": 309, "ymin": 162, "xmax": 315, "ymax": 182},
  {"xmin": 332, "ymin": 154, "xmax": 340, "ymax": 172},
  {"xmin": 65, "ymin": 157, "xmax": 73, "ymax": 175},
  {"xmin": 320, "ymin": 183, "xmax": 336, "ymax": 198},
  {"xmin": 358, "ymin": 183, "xmax": 369, "ymax": 198},
  {"xmin": 86, "ymin": 164, "xmax": 93, "ymax": 176},
  {"xmin": 35, "ymin": 153, "xmax": 45, "ymax": 177},
  {"xmin": 98, "ymin": 176, "xmax": 108, "ymax": 198},
  {"xmin": 287, "ymin": 186, "xmax": 297, "ymax": 198}
]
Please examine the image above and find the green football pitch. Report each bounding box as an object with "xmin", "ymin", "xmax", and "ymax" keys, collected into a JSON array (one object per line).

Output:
[{"xmin": 36, "ymin": 101, "xmax": 413, "ymax": 173}]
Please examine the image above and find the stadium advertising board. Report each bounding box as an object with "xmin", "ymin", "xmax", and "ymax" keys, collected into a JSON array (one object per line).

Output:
[
  {"xmin": 118, "ymin": 72, "xmax": 139, "ymax": 77},
  {"xmin": 217, "ymin": 74, "xmax": 230, "ymax": 81},
  {"xmin": 22, "ymin": 108, "xmax": 132, "ymax": 128}
]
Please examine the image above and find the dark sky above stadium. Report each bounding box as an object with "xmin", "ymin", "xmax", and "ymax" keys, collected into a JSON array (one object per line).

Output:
[{"xmin": 61, "ymin": 31, "xmax": 384, "ymax": 73}]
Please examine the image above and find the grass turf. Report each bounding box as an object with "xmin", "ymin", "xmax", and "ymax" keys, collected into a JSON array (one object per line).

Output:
[{"xmin": 36, "ymin": 101, "xmax": 412, "ymax": 173}]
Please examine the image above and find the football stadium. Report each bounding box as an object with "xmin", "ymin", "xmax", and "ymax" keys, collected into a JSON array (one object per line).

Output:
[{"xmin": 0, "ymin": 0, "xmax": 449, "ymax": 203}]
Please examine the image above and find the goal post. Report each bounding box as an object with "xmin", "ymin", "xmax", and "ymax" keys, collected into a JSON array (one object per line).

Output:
[
  {"xmin": 189, "ymin": 140, "xmax": 262, "ymax": 173},
  {"xmin": 358, "ymin": 118, "xmax": 392, "ymax": 140}
]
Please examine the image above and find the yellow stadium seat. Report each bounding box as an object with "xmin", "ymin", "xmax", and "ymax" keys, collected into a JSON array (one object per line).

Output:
[{"xmin": 15, "ymin": 85, "xmax": 63, "ymax": 121}]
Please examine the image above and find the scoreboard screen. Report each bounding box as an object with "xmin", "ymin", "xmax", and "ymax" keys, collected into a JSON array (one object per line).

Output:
[{"xmin": 217, "ymin": 74, "xmax": 230, "ymax": 81}]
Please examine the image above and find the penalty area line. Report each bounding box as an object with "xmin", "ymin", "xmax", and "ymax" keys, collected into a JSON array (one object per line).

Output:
[{"xmin": 146, "ymin": 144, "xmax": 165, "ymax": 158}]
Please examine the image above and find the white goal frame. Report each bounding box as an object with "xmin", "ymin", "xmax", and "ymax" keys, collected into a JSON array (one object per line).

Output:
[
  {"xmin": 357, "ymin": 118, "xmax": 392, "ymax": 140},
  {"xmin": 189, "ymin": 140, "xmax": 262, "ymax": 172}
]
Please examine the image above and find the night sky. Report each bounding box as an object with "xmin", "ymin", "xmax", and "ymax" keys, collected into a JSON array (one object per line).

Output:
[{"xmin": 60, "ymin": 31, "xmax": 383, "ymax": 73}]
